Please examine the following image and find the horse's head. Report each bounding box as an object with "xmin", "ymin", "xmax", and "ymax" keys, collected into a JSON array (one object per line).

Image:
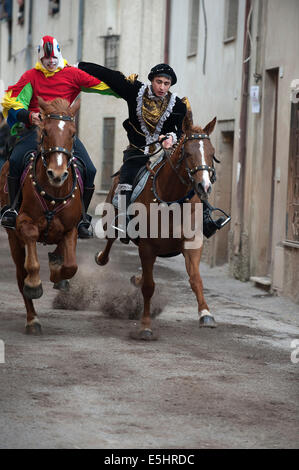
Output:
[
  {"xmin": 37, "ymin": 97, "xmax": 80, "ymax": 187},
  {"xmin": 182, "ymin": 108, "xmax": 217, "ymax": 200}
]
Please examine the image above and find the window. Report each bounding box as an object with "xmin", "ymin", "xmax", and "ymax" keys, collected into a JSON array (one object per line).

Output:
[
  {"xmin": 49, "ymin": 0, "xmax": 60, "ymax": 16},
  {"xmin": 286, "ymin": 102, "xmax": 299, "ymax": 243},
  {"xmin": 224, "ymin": 0, "xmax": 239, "ymax": 42},
  {"xmin": 101, "ymin": 118, "xmax": 115, "ymax": 191},
  {"xmin": 0, "ymin": 0, "xmax": 13, "ymax": 59},
  {"xmin": 0, "ymin": 0, "xmax": 11, "ymax": 20},
  {"xmin": 101, "ymin": 28, "xmax": 120, "ymax": 70},
  {"xmin": 17, "ymin": 0, "xmax": 24, "ymax": 25},
  {"xmin": 187, "ymin": 0, "xmax": 200, "ymax": 57}
]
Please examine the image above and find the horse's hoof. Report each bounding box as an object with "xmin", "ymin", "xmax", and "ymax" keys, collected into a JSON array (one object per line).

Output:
[
  {"xmin": 130, "ymin": 328, "xmax": 157, "ymax": 341},
  {"xmin": 95, "ymin": 251, "xmax": 109, "ymax": 266},
  {"xmin": 23, "ymin": 283, "xmax": 43, "ymax": 300},
  {"xmin": 53, "ymin": 280, "xmax": 70, "ymax": 292},
  {"xmin": 25, "ymin": 322, "xmax": 42, "ymax": 335},
  {"xmin": 130, "ymin": 275, "xmax": 143, "ymax": 288},
  {"xmin": 199, "ymin": 315, "xmax": 217, "ymax": 328}
]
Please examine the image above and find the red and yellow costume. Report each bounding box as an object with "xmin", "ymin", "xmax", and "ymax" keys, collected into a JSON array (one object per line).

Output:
[{"xmin": 2, "ymin": 59, "xmax": 118, "ymax": 134}]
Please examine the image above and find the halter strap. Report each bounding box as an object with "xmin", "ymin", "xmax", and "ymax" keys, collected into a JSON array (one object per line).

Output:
[
  {"xmin": 44, "ymin": 113, "xmax": 75, "ymax": 122},
  {"xmin": 183, "ymin": 133, "xmax": 210, "ymax": 142}
]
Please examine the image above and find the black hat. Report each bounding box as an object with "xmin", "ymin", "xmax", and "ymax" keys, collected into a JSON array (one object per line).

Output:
[{"xmin": 148, "ymin": 64, "xmax": 177, "ymax": 85}]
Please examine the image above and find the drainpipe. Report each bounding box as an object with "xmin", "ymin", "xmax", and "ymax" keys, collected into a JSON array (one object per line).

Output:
[
  {"xmin": 76, "ymin": 0, "xmax": 85, "ymax": 134},
  {"xmin": 26, "ymin": 0, "xmax": 33, "ymax": 70},
  {"xmin": 77, "ymin": 0, "xmax": 85, "ymax": 62},
  {"xmin": 234, "ymin": 0, "xmax": 252, "ymax": 258},
  {"xmin": 164, "ymin": 0, "xmax": 171, "ymax": 63}
]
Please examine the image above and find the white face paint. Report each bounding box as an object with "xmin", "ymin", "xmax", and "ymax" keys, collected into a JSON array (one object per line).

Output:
[
  {"xmin": 199, "ymin": 140, "xmax": 211, "ymax": 193},
  {"xmin": 42, "ymin": 57, "xmax": 59, "ymax": 71}
]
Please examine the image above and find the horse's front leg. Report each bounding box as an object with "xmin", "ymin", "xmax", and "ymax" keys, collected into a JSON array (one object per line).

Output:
[
  {"xmin": 7, "ymin": 231, "xmax": 41, "ymax": 334},
  {"xmin": 18, "ymin": 218, "xmax": 43, "ymax": 301},
  {"xmin": 183, "ymin": 246, "xmax": 217, "ymax": 328},
  {"xmin": 136, "ymin": 242, "xmax": 156, "ymax": 340},
  {"xmin": 50, "ymin": 228, "xmax": 77, "ymax": 287},
  {"xmin": 60, "ymin": 227, "xmax": 78, "ymax": 280}
]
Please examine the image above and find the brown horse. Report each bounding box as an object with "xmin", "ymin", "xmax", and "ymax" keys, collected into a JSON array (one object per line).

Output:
[
  {"xmin": 0, "ymin": 97, "xmax": 82, "ymax": 334},
  {"xmin": 95, "ymin": 108, "xmax": 219, "ymax": 340}
]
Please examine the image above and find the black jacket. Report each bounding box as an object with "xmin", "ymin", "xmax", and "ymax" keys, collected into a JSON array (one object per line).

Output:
[
  {"xmin": 78, "ymin": 62, "xmax": 186, "ymax": 153},
  {"xmin": 0, "ymin": 121, "xmax": 10, "ymax": 159}
]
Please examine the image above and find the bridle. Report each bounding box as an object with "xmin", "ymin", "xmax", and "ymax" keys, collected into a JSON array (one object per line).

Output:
[
  {"xmin": 180, "ymin": 133, "xmax": 218, "ymax": 185},
  {"xmin": 28, "ymin": 112, "xmax": 80, "ymax": 242},
  {"xmin": 152, "ymin": 133, "xmax": 220, "ymax": 205},
  {"xmin": 40, "ymin": 113, "xmax": 75, "ymax": 169}
]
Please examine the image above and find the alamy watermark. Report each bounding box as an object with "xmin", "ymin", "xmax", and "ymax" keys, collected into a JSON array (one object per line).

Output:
[
  {"xmin": 290, "ymin": 79, "xmax": 299, "ymax": 103},
  {"xmin": 0, "ymin": 340, "xmax": 5, "ymax": 364},
  {"xmin": 290, "ymin": 339, "xmax": 299, "ymax": 364},
  {"xmin": 94, "ymin": 199, "xmax": 204, "ymax": 249}
]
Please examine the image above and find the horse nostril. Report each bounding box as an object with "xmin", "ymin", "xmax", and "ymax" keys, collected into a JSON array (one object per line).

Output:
[
  {"xmin": 47, "ymin": 169, "xmax": 54, "ymax": 179},
  {"xmin": 62, "ymin": 171, "xmax": 68, "ymax": 180},
  {"xmin": 197, "ymin": 181, "xmax": 205, "ymax": 194}
]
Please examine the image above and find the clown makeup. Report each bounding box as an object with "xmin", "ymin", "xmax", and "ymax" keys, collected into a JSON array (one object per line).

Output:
[{"xmin": 42, "ymin": 57, "xmax": 59, "ymax": 71}]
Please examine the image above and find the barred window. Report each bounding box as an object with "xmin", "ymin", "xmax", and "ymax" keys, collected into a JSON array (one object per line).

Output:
[
  {"xmin": 187, "ymin": 0, "xmax": 200, "ymax": 57},
  {"xmin": 101, "ymin": 118, "xmax": 115, "ymax": 191},
  {"xmin": 224, "ymin": 0, "xmax": 239, "ymax": 42},
  {"xmin": 101, "ymin": 30, "xmax": 120, "ymax": 70}
]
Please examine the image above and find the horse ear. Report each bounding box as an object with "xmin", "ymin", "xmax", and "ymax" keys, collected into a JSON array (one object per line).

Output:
[
  {"xmin": 203, "ymin": 117, "xmax": 217, "ymax": 136},
  {"xmin": 182, "ymin": 97, "xmax": 193, "ymax": 133},
  {"xmin": 70, "ymin": 98, "xmax": 80, "ymax": 116},
  {"xmin": 37, "ymin": 96, "xmax": 47, "ymax": 112}
]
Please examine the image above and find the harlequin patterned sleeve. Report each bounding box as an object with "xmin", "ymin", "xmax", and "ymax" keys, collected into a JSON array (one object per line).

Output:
[{"xmin": 1, "ymin": 70, "xmax": 34, "ymax": 133}]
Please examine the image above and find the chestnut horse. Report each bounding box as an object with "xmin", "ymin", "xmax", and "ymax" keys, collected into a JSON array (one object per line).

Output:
[
  {"xmin": 96, "ymin": 109, "xmax": 219, "ymax": 340},
  {"xmin": 0, "ymin": 97, "xmax": 82, "ymax": 334}
]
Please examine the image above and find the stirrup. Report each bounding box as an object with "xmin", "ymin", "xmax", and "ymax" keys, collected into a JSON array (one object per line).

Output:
[
  {"xmin": 203, "ymin": 207, "xmax": 231, "ymax": 239},
  {"xmin": 0, "ymin": 208, "xmax": 18, "ymax": 229},
  {"xmin": 77, "ymin": 217, "xmax": 93, "ymax": 239}
]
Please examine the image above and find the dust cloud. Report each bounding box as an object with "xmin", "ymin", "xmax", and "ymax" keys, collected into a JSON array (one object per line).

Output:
[{"xmin": 52, "ymin": 265, "xmax": 167, "ymax": 319}]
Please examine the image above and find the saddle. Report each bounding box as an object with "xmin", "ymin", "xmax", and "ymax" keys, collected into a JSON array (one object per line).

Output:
[{"xmin": 112, "ymin": 153, "xmax": 165, "ymax": 208}]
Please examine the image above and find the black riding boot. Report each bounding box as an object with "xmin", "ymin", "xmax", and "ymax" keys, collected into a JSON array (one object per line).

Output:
[
  {"xmin": 0, "ymin": 176, "xmax": 20, "ymax": 229},
  {"xmin": 77, "ymin": 186, "xmax": 95, "ymax": 239},
  {"xmin": 112, "ymin": 189, "xmax": 132, "ymax": 244},
  {"xmin": 202, "ymin": 200, "xmax": 231, "ymax": 238}
]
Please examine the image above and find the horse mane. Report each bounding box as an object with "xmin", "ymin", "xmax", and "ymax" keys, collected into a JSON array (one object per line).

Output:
[
  {"xmin": 168, "ymin": 123, "xmax": 205, "ymax": 160},
  {"xmin": 40, "ymin": 98, "xmax": 71, "ymax": 116}
]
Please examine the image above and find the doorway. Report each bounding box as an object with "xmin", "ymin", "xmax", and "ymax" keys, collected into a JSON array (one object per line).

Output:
[{"xmin": 211, "ymin": 126, "xmax": 234, "ymax": 266}]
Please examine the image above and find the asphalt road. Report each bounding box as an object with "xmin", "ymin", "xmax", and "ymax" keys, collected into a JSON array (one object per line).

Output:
[{"xmin": 0, "ymin": 228, "xmax": 298, "ymax": 449}]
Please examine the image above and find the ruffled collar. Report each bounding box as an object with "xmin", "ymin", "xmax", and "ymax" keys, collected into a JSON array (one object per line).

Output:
[{"xmin": 34, "ymin": 59, "xmax": 68, "ymax": 77}]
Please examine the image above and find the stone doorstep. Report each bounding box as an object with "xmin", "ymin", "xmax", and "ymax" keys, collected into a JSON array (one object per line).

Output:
[{"xmin": 250, "ymin": 276, "xmax": 272, "ymax": 291}]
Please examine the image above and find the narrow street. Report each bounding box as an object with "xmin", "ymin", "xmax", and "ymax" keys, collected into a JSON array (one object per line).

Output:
[{"xmin": 0, "ymin": 228, "xmax": 298, "ymax": 449}]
